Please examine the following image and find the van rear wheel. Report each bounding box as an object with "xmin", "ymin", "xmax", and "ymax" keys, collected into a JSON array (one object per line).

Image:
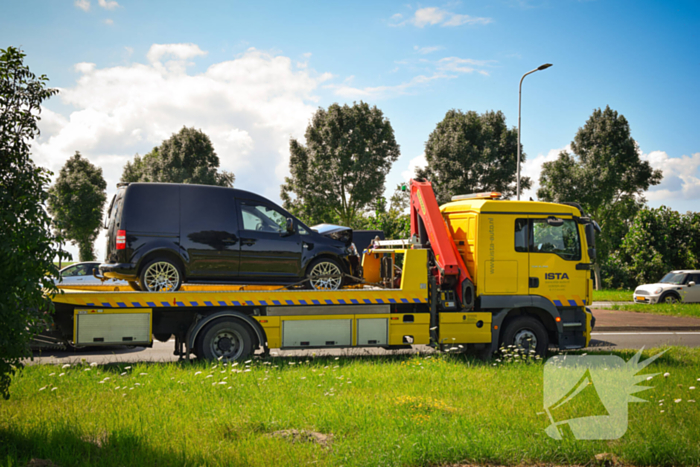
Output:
[{"xmin": 140, "ymin": 258, "xmax": 183, "ymax": 292}]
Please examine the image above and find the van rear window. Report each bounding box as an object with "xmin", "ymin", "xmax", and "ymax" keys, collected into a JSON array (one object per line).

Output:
[{"xmin": 123, "ymin": 184, "xmax": 179, "ymax": 233}]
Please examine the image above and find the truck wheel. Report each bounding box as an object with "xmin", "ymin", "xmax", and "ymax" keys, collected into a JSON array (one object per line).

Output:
[
  {"xmin": 196, "ymin": 319, "xmax": 253, "ymax": 361},
  {"xmin": 502, "ymin": 316, "xmax": 549, "ymax": 358},
  {"xmin": 139, "ymin": 258, "xmax": 182, "ymax": 292},
  {"xmin": 128, "ymin": 281, "xmax": 142, "ymax": 291},
  {"xmin": 659, "ymin": 292, "xmax": 680, "ymax": 304},
  {"xmin": 307, "ymin": 258, "xmax": 344, "ymax": 290}
]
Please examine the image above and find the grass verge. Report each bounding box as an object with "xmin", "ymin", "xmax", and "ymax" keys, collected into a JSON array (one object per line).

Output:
[
  {"xmin": 1, "ymin": 347, "xmax": 699, "ymax": 467},
  {"xmin": 592, "ymin": 289, "xmax": 634, "ymax": 302},
  {"xmin": 606, "ymin": 302, "xmax": 700, "ymax": 319}
]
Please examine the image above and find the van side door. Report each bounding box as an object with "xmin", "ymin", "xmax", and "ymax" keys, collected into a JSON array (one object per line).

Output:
[
  {"xmin": 180, "ymin": 187, "xmax": 240, "ymax": 278},
  {"xmin": 236, "ymin": 199, "xmax": 302, "ymax": 279}
]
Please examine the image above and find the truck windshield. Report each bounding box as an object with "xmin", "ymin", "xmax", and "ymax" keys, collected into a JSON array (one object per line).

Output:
[{"xmin": 660, "ymin": 273, "xmax": 686, "ymax": 284}]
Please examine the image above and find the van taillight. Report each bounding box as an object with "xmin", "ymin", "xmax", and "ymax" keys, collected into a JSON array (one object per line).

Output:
[{"xmin": 116, "ymin": 230, "xmax": 126, "ymax": 250}]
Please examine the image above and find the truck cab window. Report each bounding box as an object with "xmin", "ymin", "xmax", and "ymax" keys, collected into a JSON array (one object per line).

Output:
[
  {"xmin": 514, "ymin": 219, "xmax": 528, "ymax": 252},
  {"xmin": 531, "ymin": 218, "xmax": 581, "ymax": 261}
]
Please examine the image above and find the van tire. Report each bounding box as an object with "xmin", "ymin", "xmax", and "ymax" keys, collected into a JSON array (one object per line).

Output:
[
  {"xmin": 307, "ymin": 257, "xmax": 344, "ymax": 290},
  {"xmin": 501, "ymin": 316, "xmax": 549, "ymax": 358},
  {"xmin": 195, "ymin": 319, "xmax": 253, "ymax": 361},
  {"xmin": 139, "ymin": 258, "xmax": 183, "ymax": 292}
]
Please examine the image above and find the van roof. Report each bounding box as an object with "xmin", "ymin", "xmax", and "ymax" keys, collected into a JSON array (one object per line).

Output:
[
  {"xmin": 440, "ymin": 198, "xmax": 581, "ymax": 216},
  {"xmin": 122, "ymin": 182, "xmax": 271, "ymax": 203}
]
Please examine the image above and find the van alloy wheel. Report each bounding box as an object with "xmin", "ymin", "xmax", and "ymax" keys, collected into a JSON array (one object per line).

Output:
[
  {"xmin": 143, "ymin": 261, "xmax": 180, "ymax": 291},
  {"xmin": 308, "ymin": 260, "xmax": 343, "ymax": 290}
]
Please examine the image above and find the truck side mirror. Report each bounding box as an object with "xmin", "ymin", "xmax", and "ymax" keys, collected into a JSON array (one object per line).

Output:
[{"xmin": 588, "ymin": 247, "xmax": 596, "ymax": 261}]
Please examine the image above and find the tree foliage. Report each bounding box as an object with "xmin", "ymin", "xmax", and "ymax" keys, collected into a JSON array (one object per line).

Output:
[
  {"xmin": 281, "ymin": 102, "xmax": 400, "ymax": 227},
  {"xmin": 121, "ymin": 126, "xmax": 235, "ymax": 187},
  {"xmin": 355, "ymin": 185, "xmax": 411, "ymax": 240},
  {"xmin": 48, "ymin": 152, "xmax": 107, "ymax": 261},
  {"xmin": 603, "ymin": 207, "xmax": 700, "ymax": 289},
  {"xmin": 0, "ymin": 47, "xmax": 67, "ymax": 399},
  {"xmin": 537, "ymin": 106, "xmax": 662, "ymax": 286},
  {"xmin": 416, "ymin": 109, "xmax": 529, "ymax": 204}
]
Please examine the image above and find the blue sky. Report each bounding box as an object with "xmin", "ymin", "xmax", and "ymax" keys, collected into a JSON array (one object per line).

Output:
[{"xmin": 2, "ymin": 0, "xmax": 698, "ymax": 260}]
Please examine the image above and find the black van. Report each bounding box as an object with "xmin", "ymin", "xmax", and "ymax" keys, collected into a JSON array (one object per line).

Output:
[{"xmin": 100, "ymin": 183, "xmax": 359, "ymax": 292}]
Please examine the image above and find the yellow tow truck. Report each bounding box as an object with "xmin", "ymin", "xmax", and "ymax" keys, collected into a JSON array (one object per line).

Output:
[{"xmin": 45, "ymin": 179, "xmax": 598, "ymax": 360}]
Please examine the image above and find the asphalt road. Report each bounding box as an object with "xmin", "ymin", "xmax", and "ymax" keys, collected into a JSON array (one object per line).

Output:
[{"xmin": 27, "ymin": 331, "xmax": 700, "ymax": 365}]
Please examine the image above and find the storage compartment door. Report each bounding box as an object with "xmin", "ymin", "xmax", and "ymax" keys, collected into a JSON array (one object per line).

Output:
[
  {"xmin": 356, "ymin": 318, "xmax": 388, "ymax": 346},
  {"xmin": 75, "ymin": 308, "xmax": 152, "ymax": 345},
  {"xmin": 282, "ymin": 319, "xmax": 352, "ymax": 347}
]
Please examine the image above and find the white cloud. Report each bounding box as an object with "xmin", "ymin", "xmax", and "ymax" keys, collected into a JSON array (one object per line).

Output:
[
  {"xmin": 146, "ymin": 43, "xmax": 207, "ymax": 64},
  {"xmin": 643, "ymin": 151, "xmax": 700, "ymax": 202},
  {"xmin": 437, "ymin": 57, "xmax": 495, "ymax": 76},
  {"xmin": 519, "ymin": 145, "xmax": 570, "ymax": 201},
  {"xmin": 74, "ymin": 0, "xmax": 90, "ymax": 11},
  {"xmin": 401, "ymin": 153, "xmax": 428, "ymax": 182},
  {"xmin": 34, "ymin": 45, "xmax": 330, "ymax": 261},
  {"xmin": 98, "ymin": 0, "xmax": 120, "ymax": 10},
  {"xmin": 414, "ymin": 45, "xmax": 444, "ymax": 55},
  {"xmin": 390, "ymin": 7, "xmax": 491, "ymax": 28},
  {"xmin": 327, "ymin": 73, "xmax": 453, "ymax": 99},
  {"xmin": 104, "ymin": 18, "xmax": 113, "ymax": 25}
]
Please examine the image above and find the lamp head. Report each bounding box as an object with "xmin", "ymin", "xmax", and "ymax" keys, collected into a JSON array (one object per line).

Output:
[{"xmin": 538, "ymin": 63, "xmax": 553, "ymax": 71}]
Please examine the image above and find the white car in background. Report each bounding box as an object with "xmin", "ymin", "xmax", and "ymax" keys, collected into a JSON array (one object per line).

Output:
[
  {"xmin": 56, "ymin": 262, "xmax": 127, "ymax": 287},
  {"xmin": 633, "ymin": 270, "xmax": 700, "ymax": 304}
]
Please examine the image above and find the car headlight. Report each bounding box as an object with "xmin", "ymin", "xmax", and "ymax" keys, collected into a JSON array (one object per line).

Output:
[
  {"xmin": 654, "ymin": 287, "xmax": 663, "ymax": 294},
  {"xmin": 347, "ymin": 243, "xmax": 358, "ymax": 256}
]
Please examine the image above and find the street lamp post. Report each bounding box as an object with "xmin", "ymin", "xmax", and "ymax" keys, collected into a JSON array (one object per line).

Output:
[{"xmin": 517, "ymin": 63, "xmax": 552, "ymax": 200}]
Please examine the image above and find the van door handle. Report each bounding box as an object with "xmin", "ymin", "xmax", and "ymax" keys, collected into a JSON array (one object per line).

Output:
[{"xmin": 241, "ymin": 238, "xmax": 256, "ymax": 246}]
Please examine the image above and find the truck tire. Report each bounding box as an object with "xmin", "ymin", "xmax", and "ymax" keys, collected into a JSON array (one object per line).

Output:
[
  {"xmin": 139, "ymin": 258, "xmax": 183, "ymax": 292},
  {"xmin": 195, "ymin": 319, "xmax": 253, "ymax": 361},
  {"xmin": 502, "ymin": 316, "xmax": 549, "ymax": 358},
  {"xmin": 659, "ymin": 292, "xmax": 680, "ymax": 304}
]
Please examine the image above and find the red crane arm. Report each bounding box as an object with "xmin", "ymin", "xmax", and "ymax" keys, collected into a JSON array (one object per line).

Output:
[{"xmin": 409, "ymin": 179, "xmax": 473, "ymax": 303}]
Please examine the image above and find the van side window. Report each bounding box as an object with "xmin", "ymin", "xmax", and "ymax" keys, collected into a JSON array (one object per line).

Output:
[
  {"xmin": 514, "ymin": 219, "xmax": 528, "ymax": 252},
  {"xmin": 241, "ymin": 202, "xmax": 287, "ymax": 233}
]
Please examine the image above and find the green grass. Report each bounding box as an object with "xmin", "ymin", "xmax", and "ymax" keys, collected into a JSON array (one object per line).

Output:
[
  {"xmin": 606, "ymin": 303, "xmax": 700, "ymax": 319},
  {"xmin": 592, "ymin": 289, "xmax": 634, "ymax": 302},
  {"xmin": 2, "ymin": 348, "xmax": 700, "ymax": 466}
]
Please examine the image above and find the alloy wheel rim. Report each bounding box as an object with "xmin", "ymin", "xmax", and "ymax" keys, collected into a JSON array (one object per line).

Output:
[
  {"xmin": 664, "ymin": 296, "xmax": 677, "ymax": 304},
  {"xmin": 513, "ymin": 329, "xmax": 538, "ymax": 350},
  {"xmin": 144, "ymin": 262, "xmax": 179, "ymax": 291},
  {"xmin": 309, "ymin": 262, "xmax": 342, "ymax": 290},
  {"xmin": 210, "ymin": 330, "xmax": 244, "ymax": 360}
]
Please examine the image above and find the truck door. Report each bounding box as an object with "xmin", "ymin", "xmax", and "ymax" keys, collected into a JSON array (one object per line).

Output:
[{"xmin": 527, "ymin": 217, "xmax": 588, "ymax": 307}]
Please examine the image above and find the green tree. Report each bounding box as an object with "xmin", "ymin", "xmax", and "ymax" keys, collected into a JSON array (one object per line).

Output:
[
  {"xmin": 537, "ymin": 106, "xmax": 662, "ymax": 287},
  {"xmin": 0, "ymin": 47, "xmax": 67, "ymax": 399},
  {"xmin": 355, "ymin": 185, "xmax": 411, "ymax": 239},
  {"xmin": 121, "ymin": 127, "xmax": 235, "ymax": 187},
  {"xmin": 48, "ymin": 152, "xmax": 107, "ymax": 261},
  {"xmin": 604, "ymin": 207, "xmax": 700, "ymax": 288},
  {"xmin": 281, "ymin": 102, "xmax": 400, "ymax": 227},
  {"xmin": 416, "ymin": 109, "xmax": 529, "ymax": 204}
]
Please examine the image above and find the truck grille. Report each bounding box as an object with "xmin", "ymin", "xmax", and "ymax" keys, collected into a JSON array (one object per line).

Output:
[{"xmin": 634, "ymin": 290, "xmax": 649, "ymax": 296}]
